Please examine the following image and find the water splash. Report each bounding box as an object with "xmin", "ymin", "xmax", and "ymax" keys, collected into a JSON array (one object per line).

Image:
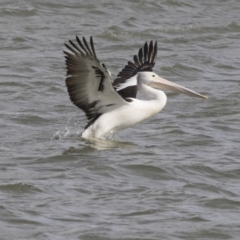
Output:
[{"xmin": 51, "ymin": 116, "xmax": 83, "ymax": 140}]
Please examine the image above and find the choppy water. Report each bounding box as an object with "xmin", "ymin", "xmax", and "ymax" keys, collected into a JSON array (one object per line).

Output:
[{"xmin": 1, "ymin": 0, "xmax": 240, "ymax": 239}]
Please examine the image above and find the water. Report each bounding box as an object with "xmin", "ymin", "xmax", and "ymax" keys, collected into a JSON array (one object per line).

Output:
[{"xmin": 1, "ymin": 0, "xmax": 240, "ymax": 239}]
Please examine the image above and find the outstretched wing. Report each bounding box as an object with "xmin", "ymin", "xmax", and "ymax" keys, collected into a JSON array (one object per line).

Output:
[
  {"xmin": 64, "ymin": 36, "xmax": 128, "ymax": 120},
  {"xmin": 113, "ymin": 41, "xmax": 158, "ymax": 99}
]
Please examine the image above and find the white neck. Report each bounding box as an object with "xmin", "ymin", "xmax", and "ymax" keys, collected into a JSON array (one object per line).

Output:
[
  {"xmin": 138, "ymin": 82, "xmax": 167, "ymax": 113},
  {"xmin": 139, "ymin": 81, "xmax": 166, "ymax": 99}
]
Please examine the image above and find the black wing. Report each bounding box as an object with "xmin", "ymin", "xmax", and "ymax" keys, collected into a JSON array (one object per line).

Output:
[
  {"xmin": 64, "ymin": 36, "xmax": 128, "ymax": 120},
  {"xmin": 113, "ymin": 41, "xmax": 158, "ymax": 99}
]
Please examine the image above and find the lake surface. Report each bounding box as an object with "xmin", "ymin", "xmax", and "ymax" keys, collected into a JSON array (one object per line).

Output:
[{"xmin": 1, "ymin": 0, "xmax": 240, "ymax": 239}]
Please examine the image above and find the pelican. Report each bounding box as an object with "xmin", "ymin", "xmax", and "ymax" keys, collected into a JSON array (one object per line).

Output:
[{"xmin": 64, "ymin": 36, "xmax": 207, "ymax": 140}]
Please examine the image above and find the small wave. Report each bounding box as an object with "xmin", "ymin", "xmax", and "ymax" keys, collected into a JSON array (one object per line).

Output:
[
  {"xmin": 99, "ymin": 28, "xmax": 126, "ymax": 42},
  {"xmin": 2, "ymin": 5, "xmax": 37, "ymax": 17},
  {"xmin": 228, "ymin": 21, "xmax": 240, "ymax": 30},
  {"xmin": 0, "ymin": 182, "xmax": 42, "ymax": 193}
]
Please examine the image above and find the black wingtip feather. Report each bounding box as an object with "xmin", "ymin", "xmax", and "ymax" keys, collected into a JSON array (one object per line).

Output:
[
  {"xmin": 138, "ymin": 48, "xmax": 143, "ymax": 64},
  {"xmin": 113, "ymin": 40, "xmax": 158, "ymax": 86},
  {"xmin": 69, "ymin": 39, "xmax": 84, "ymax": 55},
  {"xmin": 82, "ymin": 36, "xmax": 92, "ymax": 55},
  {"xmin": 143, "ymin": 42, "xmax": 148, "ymax": 62},
  {"xmin": 76, "ymin": 36, "xmax": 89, "ymax": 55},
  {"xmin": 133, "ymin": 55, "xmax": 140, "ymax": 66},
  {"xmin": 148, "ymin": 41, "xmax": 153, "ymax": 63},
  {"xmin": 152, "ymin": 41, "xmax": 158, "ymax": 63},
  {"xmin": 65, "ymin": 43, "xmax": 78, "ymax": 55},
  {"xmin": 90, "ymin": 36, "xmax": 97, "ymax": 59}
]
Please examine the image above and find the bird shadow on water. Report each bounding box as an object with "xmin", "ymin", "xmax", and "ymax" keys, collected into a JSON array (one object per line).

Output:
[
  {"xmin": 65, "ymin": 137, "xmax": 138, "ymax": 152},
  {"xmin": 83, "ymin": 137, "xmax": 138, "ymax": 151}
]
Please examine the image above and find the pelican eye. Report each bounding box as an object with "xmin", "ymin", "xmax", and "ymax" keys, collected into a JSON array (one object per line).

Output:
[{"xmin": 152, "ymin": 75, "xmax": 155, "ymax": 77}]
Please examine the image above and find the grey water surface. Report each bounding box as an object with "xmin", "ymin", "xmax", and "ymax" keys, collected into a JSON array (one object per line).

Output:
[{"xmin": 1, "ymin": 0, "xmax": 240, "ymax": 239}]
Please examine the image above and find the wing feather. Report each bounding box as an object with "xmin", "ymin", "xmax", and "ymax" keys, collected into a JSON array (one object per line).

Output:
[
  {"xmin": 113, "ymin": 40, "xmax": 158, "ymax": 99},
  {"xmin": 64, "ymin": 36, "xmax": 127, "ymax": 120}
]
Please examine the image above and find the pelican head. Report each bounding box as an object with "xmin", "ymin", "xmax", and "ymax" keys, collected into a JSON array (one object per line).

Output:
[{"xmin": 137, "ymin": 72, "xmax": 208, "ymax": 99}]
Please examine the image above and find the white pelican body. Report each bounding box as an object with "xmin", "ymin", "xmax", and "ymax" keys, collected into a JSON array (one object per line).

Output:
[
  {"xmin": 82, "ymin": 90, "xmax": 167, "ymax": 139},
  {"xmin": 64, "ymin": 37, "xmax": 207, "ymax": 140}
]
